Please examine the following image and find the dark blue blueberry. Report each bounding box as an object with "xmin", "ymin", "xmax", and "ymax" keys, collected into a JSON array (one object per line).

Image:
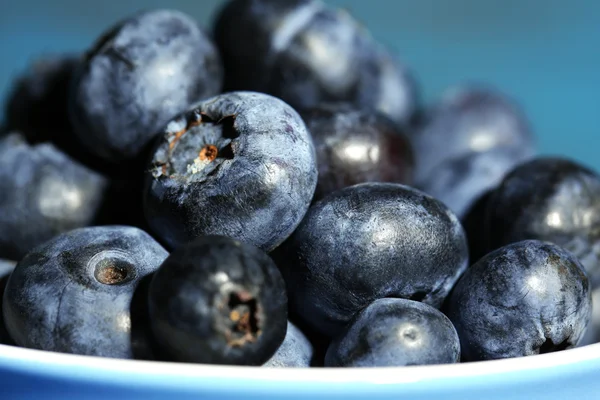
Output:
[
  {"xmin": 301, "ymin": 103, "xmax": 413, "ymax": 201},
  {"xmin": 263, "ymin": 321, "xmax": 313, "ymax": 367},
  {"xmin": 411, "ymin": 85, "xmax": 535, "ymax": 185},
  {"xmin": 0, "ymin": 133, "xmax": 109, "ymax": 260},
  {"xmin": 2, "ymin": 226, "xmax": 168, "ymax": 358},
  {"xmin": 213, "ymin": 0, "xmax": 417, "ymax": 126},
  {"xmin": 70, "ymin": 9, "xmax": 223, "ymax": 164},
  {"xmin": 484, "ymin": 157, "xmax": 600, "ymax": 287},
  {"xmin": 4, "ymin": 56, "xmax": 83, "ymax": 157},
  {"xmin": 445, "ymin": 240, "xmax": 592, "ymax": 361},
  {"xmin": 143, "ymin": 92, "xmax": 318, "ymax": 252},
  {"xmin": 275, "ymin": 182, "xmax": 468, "ymax": 337},
  {"xmin": 0, "ymin": 259, "xmax": 16, "ymax": 345},
  {"xmin": 148, "ymin": 235, "xmax": 287, "ymax": 366},
  {"xmin": 3, "ymin": 56, "xmax": 154, "ymax": 232},
  {"xmin": 3, "ymin": 54, "xmax": 161, "ymax": 230},
  {"xmin": 325, "ymin": 298, "xmax": 460, "ymax": 367},
  {"xmin": 4, "ymin": 55, "xmax": 118, "ymax": 174},
  {"xmin": 419, "ymin": 147, "xmax": 531, "ymax": 219}
]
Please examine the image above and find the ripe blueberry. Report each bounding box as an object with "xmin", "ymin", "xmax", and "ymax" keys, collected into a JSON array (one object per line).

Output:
[
  {"xmin": 143, "ymin": 92, "xmax": 317, "ymax": 252},
  {"xmin": 445, "ymin": 240, "xmax": 591, "ymax": 361},
  {"xmin": 325, "ymin": 298, "xmax": 460, "ymax": 367},
  {"xmin": 3, "ymin": 55, "xmax": 87, "ymax": 160},
  {"xmin": 213, "ymin": 0, "xmax": 417, "ymax": 126},
  {"xmin": 0, "ymin": 133, "xmax": 108, "ymax": 260},
  {"xmin": 484, "ymin": 157, "xmax": 600, "ymax": 287},
  {"xmin": 419, "ymin": 147, "xmax": 531, "ymax": 219},
  {"xmin": 2, "ymin": 226, "xmax": 168, "ymax": 358},
  {"xmin": 411, "ymin": 85, "xmax": 535, "ymax": 185},
  {"xmin": 276, "ymin": 182, "xmax": 468, "ymax": 337},
  {"xmin": 301, "ymin": 103, "xmax": 413, "ymax": 201},
  {"xmin": 148, "ymin": 235, "xmax": 287, "ymax": 366},
  {"xmin": 70, "ymin": 9, "xmax": 223, "ymax": 163}
]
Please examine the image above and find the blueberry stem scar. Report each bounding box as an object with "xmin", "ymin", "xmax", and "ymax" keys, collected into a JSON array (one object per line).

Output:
[
  {"xmin": 200, "ymin": 145, "xmax": 219, "ymax": 162},
  {"xmin": 158, "ymin": 112, "xmax": 239, "ymax": 179},
  {"xmin": 95, "ymin": 264, "xmax": 128, "ymax": 285},
  {"xmin": 225, "ymin": 290, "xmax": 261, "ymax": 347}
]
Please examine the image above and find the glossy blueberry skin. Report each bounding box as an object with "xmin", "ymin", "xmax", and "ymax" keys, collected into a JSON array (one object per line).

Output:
[
  {"xmin": 70, "ymin": 9, "xmax": 223, "ymax": 164},
  {"xmin": 301, "ymin": 103, "xmax": 413, "ymax": 201},
  {"xmin": 263, "ymin": 321, "xmax": 313, "ymax": 367},
  {"xmin": 0, "ymin": 259, "xmax": 16, "ymax": 345},
  {"xmin": 0, "ymin": 133, "xmax": 108, "ymax": 260},
  {"xmin": 148, "ymin": 235, "xmax": 287, "ymax": 366},
  {"xmin": 143, "ymin": 92, "xmax": 318, "ymax": 252},
  {"xmin": 213, "ymin": 0, "xmax": 417, "ymax": 127},
  {"xmin": 325, "ymin": 298, "xmax": 460, "ymax": 367},
  {"xmin": 411, "ymin": 85, "xmax": 535, "ymax": 185},
  {"xmin": 445, "ymin": 240, "xmax": 592, "ymax": 361},
  {"xmin": 484, "ymin": 157, "xmax": 600, "ymax": 287},
  {"xmin": 276, "ymin": 182, "xmax": 469, "ymax": 338},
  {"xmin": 419, "ymin": 147, "xmax": 531, "ymax": 219},
  {"xmin": 2, "ymin": 226, "xmax": 169, "ymax": 358}
]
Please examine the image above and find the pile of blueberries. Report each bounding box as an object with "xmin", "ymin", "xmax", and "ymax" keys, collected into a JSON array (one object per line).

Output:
[{"xmin": 0, "ymin": 0, "xmax": 599, "ymax": 368}]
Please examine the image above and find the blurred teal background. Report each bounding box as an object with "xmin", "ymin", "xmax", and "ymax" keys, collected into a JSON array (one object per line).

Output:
[{"xmin": 0, "ymin": 0, "xmax": 598, "ymax": 169}]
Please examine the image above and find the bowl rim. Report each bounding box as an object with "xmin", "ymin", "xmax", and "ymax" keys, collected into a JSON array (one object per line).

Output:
[{"xmin": 1, "ymin": 341, "xmax": 600, "ymax": 385}]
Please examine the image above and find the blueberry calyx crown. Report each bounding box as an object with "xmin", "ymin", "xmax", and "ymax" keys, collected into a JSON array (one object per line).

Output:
[
  {"xmin": 217, "ymin": 286, "xmax": 262, "ymax": 348},
  {"xmin": 151, "ymin": 110, "xmax": 238, "ymax": 183}
]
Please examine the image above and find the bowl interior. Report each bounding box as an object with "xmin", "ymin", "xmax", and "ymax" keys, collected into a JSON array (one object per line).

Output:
[{"xmin": 1, "ymin": 342, "xmax": 600, "ymax": 399}]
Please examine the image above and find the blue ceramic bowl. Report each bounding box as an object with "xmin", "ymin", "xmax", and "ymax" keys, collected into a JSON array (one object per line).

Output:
[{"xmin": 1, "ymin": 342, "xmax": 600, "ymax": 399}]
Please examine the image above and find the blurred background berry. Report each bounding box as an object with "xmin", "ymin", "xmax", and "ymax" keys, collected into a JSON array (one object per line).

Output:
[{"xmin": 0, "ymin": 0, "xmax": 598, "ymax": 169}]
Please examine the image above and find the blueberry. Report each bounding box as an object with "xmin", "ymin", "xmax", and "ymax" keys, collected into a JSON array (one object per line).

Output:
[
  {"xmin": 484, "ymin": 157, "xmax": 600, "ymax": 287},
  {"xmin": 325, "ymin": 298, "xmax": 460, "ymax": 367},
  {"xmin": 4, "ymin": 55, "xmax": 82, "ymax": 156},
  {"xmin": 143, "ymin": 92, "xmax": 317, "ymax": 252},
  {"xmin": 301, "ymin": 103, "xmax": 413, "ymax": 201},
  {"xmin": 2, "ymin": 226, "xmax": 168, "ymax": 358},
  {"xmin": 0, "ymin": 133, "xmax": 109, "ymax": 260},
  {"xmin": 4, "ymin": 55, "xmax": 121, "ymax": 175},
  {"xmin": 367, "ymin": 49, "xmax": 419, "ymax": 128},
  {"xmin": 0, "ymin": 259, "xmax": 16, "ymax": 345},
  {"xmin": 148, "ymin": 235, "xmax": 287, "ymax": 366},
  {"xmin": 275, "ymin": 182, "xmax": 468, "ymax": 337},
  {"xmin": 445, "ymin": 240, "xmax": 592, "ymax": 361},
  {"xmin": 213, "ymin": 0, "xmax": 417, "ymax": 126},
  {"xmin": 70, "ymin": 9, "xmax": 223, "ymax": 164},
  {"xmin": 263, "ymin": 321, "xmax": 313, "ymax": 367},
  {"xmin": 419, "ymin": 147, "xmax": 531, "ymax": 219},
  {"xmin": 411, "ymin": 85, "xmax": 535, "ymax": 185}
]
